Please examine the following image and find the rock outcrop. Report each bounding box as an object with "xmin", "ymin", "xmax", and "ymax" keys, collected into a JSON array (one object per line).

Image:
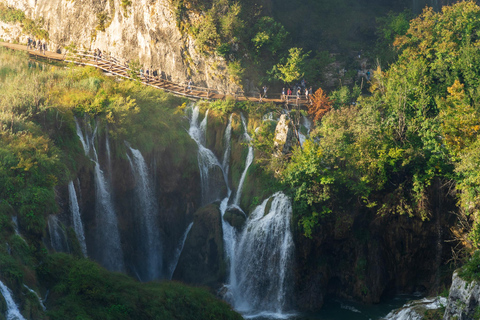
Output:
[
  {"xmin": 1, "ymin": 0, "xmax": 235, "ymax": 91},
  {"xmin": 173, "ymin": 203, "xmax": 225, "ymax": 288},
  {"xmin": 273, "ymin": 114, "xmax": 295, "ymax": 156},
  {"xmin": 444, "ymin": 271, "xmax": 480, "ymax": 320}
]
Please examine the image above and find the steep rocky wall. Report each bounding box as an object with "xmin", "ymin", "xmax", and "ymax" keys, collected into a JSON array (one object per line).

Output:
[
  {"xmin": 2, "ymin": 0, "xmax": 234, "ymax": 91},
  {"xmin": 444, "ymin": 271, "xmax": 480, "ymax": 320},
  {"xmin": 294, "ymin": 180, "xmax": 457, "ymax": 311}
]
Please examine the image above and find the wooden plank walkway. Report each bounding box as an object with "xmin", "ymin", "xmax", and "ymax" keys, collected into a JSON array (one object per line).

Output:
[{"xmin": 0, "ymin": 41, "xmax": 310, "ymax": 106}]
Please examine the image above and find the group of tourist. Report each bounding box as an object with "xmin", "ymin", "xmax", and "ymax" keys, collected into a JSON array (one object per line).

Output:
[
  {"xmin": 26, "ymin": 37, "xmax": 46, "ymax": 54},
  {"xmin": 281, "ymin": 81, "xmax": 313, "ymax": 103}
]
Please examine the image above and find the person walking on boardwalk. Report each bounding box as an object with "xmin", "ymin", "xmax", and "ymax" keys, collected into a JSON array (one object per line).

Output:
[
  {"xmin": 42, "ymin": 42, "xmax": 46, "ymax": 55},
  {"xmin": 27, "ymin": 37, "xmax": 31, "ymax": 49},
  {"xmin": 188, "ymin": 79, "xmax": 193, "ymax": 91},
  {"xmin": 263, "ymin": 85, "xmax": 268, "ymax": 98},
  {"xmin": 282, "ymin": 87, "xmax": 286, "ymax": 101},
  {"xmin": 305, "ymin": 87, "xmax": 309, "ymax": 102},
  {"xmin": 140, "ymin": 67, "xmax": 144, "ymax": 80},
  {"xmin": 146, "ymin": 68, "xmax": 150, "ymax": 82}
]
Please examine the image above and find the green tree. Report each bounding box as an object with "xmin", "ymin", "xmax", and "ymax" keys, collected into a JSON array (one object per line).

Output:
[{"xmin": 270, "ymin": 47, "xmax": 309, "ymax": 83}]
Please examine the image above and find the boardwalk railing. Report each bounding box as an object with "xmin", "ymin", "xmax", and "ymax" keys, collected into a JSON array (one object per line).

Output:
[
  {"xmin": 0, "ymin": 41, "xmax": 310, "ymax": 105},
  {"xmin": 65, "ymin": 50, "xmax": 249, "ymax": 101}
]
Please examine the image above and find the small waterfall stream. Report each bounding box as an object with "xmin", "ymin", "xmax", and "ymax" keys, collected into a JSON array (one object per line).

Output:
[
  {"xmin": 222, "ymin": 114, "xmax": 233, "ymax": 176},
  {"xmin": 0, "ymin": 280, "xmax": 26, "ymax": 320},
  {"xmin": 23, "ymin": 285, "xmax": 46, "ymax": 311},
  {"xmin": 126, "ymin": 146, "xmax": 163, "ymax": 281},
  {"xmin": 48, "ymin": 215, "xmax": 69, "ymax": 253},
  {"xmin": 187, "ymin": 106, "xmax": 294, "ymax": 318},
  {"xmin": 233, "ymin": 115, "xmax": 254, "ymax": 206},
  {"xmin": 68, "ymin": 181, "xmax": 87, "ymax": 257},
  {"xmin": 168, "ymin": 222, "xmax": 194, "ymax": 279},
  {"xmin": 75, "ymin": 117, "xmax": 124, "ymax": 272}
]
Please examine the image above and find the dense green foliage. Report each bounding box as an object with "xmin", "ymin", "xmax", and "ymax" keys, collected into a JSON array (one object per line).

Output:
[
  {"xmin": 277, "ymin": 1, "xmax": 480, "ymax": 245},
  {"xmin": 38, "ymin": 254, "xmax": 242, "ymax": 320}
]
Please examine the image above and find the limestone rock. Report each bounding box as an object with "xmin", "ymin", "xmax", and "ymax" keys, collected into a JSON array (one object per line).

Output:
[
  {"xmin": 273, "ymin": 114, "xmax": 295, "ymax": 156},
  {"xmin": 1, "ymin": 0, "xmax": 237, "ymax": 91},
  {"xmin": 223, "ymin": 206, "xmax": 246, "ymax": 230},
  {"xmin": 444, "ymin": 271, "xmax": 480, "ymax": 320},
  {"xmin": 173, "ymin": 203, "xmax": 225, "ymax": 288},
  {"xmin": 382, "ymin": 297, "xmax": 447, "ymax": 320}
]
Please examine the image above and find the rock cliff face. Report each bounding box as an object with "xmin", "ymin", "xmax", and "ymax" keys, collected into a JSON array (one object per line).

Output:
[
  {"xmin": 444, "ymin": 271, "xmax": 480, "ymax": 320},
  {"xmin": 2, "ymin": 0, "xmax": 234, "ymax": 90}
]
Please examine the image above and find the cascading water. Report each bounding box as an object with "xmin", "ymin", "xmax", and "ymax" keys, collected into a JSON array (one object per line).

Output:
[
  {"xmin": 187, "ymin": 106, "xmax": 295, "ymax": 318},
  {"xmin": 230, "ymin": 192, "xmax": 294, "ymax": 317},
  {"xmin": 75, "ymin": 117, "xmax": 124, "ymax": 272},
  {"xmin": 222, "ymin": 114, "xmax": 233, "ymax": 176},
  {"xmin": 0, "ymin": 280, "xmax": 26, "ymax": 320},
  {"xmin": 93, "ymin": 160, "xmax": 125, "ymax": 272},
  {"xmin": 68, "ymin": 181, "xmax": 87, "ymax": 257},
  {"xmin": 48, "ymin": 215, "xmax": 69, "ymax": 252},
  {"xmin": 233, "ymin": 115, "xmax": 254, "ymax": 206},
  {"xmin": 188, "ymin": 106, "xmax": 230, "ymax": 204},
  {"xmin": 168, "ymin": 222, "xmax": 194, "ymax": 279},
  {"xmin": 126, "ymin": 145, "xmax": 163, "ymax": 281},
  {"xmin": 11, "ymin": 216, "xmax": 25, "ymax": 243},
  {"xmin": 23, "ymin": 285, "xmax": 46, "ymax": 311}
]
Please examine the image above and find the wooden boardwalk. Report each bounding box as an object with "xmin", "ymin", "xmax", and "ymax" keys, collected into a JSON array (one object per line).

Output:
[{"xmin": 0, "ymin": 42, "xmax": 310, "ymax": 105}]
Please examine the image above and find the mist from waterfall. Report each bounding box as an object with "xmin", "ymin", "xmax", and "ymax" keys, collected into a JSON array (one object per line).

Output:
[
  {"xmin": 68, "ymin": 181, "xmax": 87, "ymax": 257},
  {"xmin": 75, "ymin": 117, "xmax": 124, "ymax": 272},
  {"xmin": 0, "ymin": 280, "xmax": 26, "ymax": 320},
  {"xmin": 231, "ymin": 192, "xmax": 294, "ymax": 317},
  {"xmin": 126, "ymin": 146, "xmax": 163, "ymax": 281}
]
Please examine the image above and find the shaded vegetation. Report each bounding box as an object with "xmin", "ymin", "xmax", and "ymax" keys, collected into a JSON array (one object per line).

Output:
[{"xmin": 0, "ymin": 47, "xmax": 238, "ymax": 319}]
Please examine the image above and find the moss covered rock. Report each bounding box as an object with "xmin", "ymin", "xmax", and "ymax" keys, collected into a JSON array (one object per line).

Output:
[
  {"xmin": 223, "ymin": 207, "xmax": 247, "ymax": 231},
  {"xmin": 173, "ymin": 204, "xmax": 225, "ymax": 288}
]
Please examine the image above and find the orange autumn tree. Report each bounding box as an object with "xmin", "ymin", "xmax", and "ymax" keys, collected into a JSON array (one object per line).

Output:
[{"xmin": 308, "ymin": 87, "xmax": 332, "ymax": 122}]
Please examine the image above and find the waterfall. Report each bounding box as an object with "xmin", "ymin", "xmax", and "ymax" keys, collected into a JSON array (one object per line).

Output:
[
  {"xmin": 23, "ymin": 285, "xmax": 46, "ymax": 311},
  {"xmin": 11, "ymin": 216, "xmax": 25, "ymax": 243},
  {"xmin": 188, "ymin": 106, "xmax": 230, "ymax": 204},
  {"xmin": 126, "ymin": 146, "xmax": 162, "ymax": 281},
  {"xmin": 75, "ymin": 116, "xmax": 124, "ymax": 272},
  {"xmin": 48, "ymin": 215, "xmax": 69, "ymax": 252},
  {"xmin": 187, "ymin": 106, "xmax": 294, "ymax": 317},
  {"xmin": 68, "ymin": 181, "xmax": 87, "ymax": 257},
  {"xmin": 230, "ymin": 192, "xmax": 294, "ymax": 317},
  {"xmin": 0, "ymin": 280, "xmax": 26, "ymax": 320},
  {"xmin": 168, "ymin": 222, "xmax": 194, "ymax": 279},
  {"xmin": 222, "ymin": 114, "xmax": 233, "ymax": 176},
  {"xmin": 234, "ymin": 115, "xmax": 254, "ymax": 206},
  {"xmin": 93, "ymin": 160, "xmax": 124, "ymax": 272}
]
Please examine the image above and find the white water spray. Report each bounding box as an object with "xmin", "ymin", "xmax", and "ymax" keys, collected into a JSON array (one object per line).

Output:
[
  {"xmin": 234, "ymin": 115, "xmax": 254, "ymax": 206},
  {"xmin": 0, "ymin": 280, "xmax": 26, "ymax": 320},
  {"xmin": 230, "ymin": 192, "xmax": 294, "ymax": 317},
  {"xmin": 187, "ymin": 106, "xmax": 295, "ymax": 318},
  {"xmin": 126, "ymin": 146, "xmax": 162, "ymax": 281},
  {"xmin": 168, "ymin": 222, "xmax": 194, "ymax": 279},
  {"xmin": 68, "ymin": 181, "xmax": 87, "ymax": 257},
  {"xmin": 75, "ymin": 117, "xmax": 124, "ymax": 272},
  {"xmin": 23, "ymin": 285, "xmax": 46, "ymax": 311}
]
